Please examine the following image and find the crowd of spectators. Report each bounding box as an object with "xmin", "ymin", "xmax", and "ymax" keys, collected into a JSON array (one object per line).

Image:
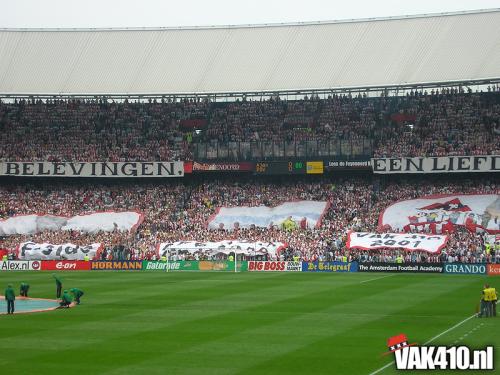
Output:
[
  {"xmin": 0, "ymin": 98, "xmax": 196, "ymax": 162},
  {"xmin": 0, "ymin": 87, "xmax": 499, "ymax": 262},
  {"xmin": 0, "ymin": 177, "xmax": 498, "ymax": 263},
  {"xmin": 1, "ymin": 87, "xmax": 499, "ymax": 162}
]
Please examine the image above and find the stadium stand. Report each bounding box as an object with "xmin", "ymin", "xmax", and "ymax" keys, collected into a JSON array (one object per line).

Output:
[
  {"xmin": 0, "ymin": 177, "xmax": 498, "ymax": 263},
  {"xmin": 0, "ymin": 10, "xmax": 499, "ymax": 264},
  {"xmin": 1, "ymin": 89, "xmax": 499, "ymax": 162}
]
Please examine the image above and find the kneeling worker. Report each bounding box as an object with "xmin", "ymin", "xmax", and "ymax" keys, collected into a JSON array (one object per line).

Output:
[
  {"xmin": 20, "ymin": 282, "xmax": 30, "ymax": 297},
  {"xmin": 59, "ymin": 290, "xmax": 73, "ymax": 308},
  {"xmin": 70, "ymin": 288, "xmax": 84, "ymax": 305}
]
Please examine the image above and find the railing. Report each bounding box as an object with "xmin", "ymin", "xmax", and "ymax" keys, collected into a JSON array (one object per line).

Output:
[{"xmin": 192, "ymin": 138, "xmax": 373, "ymax": 161}]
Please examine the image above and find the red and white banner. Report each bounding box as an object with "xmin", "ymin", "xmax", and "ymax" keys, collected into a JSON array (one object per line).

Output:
[
  {"xmin": 346, "ymin": 231, "xmax": 448, "ymax": 253},
  {"xmin": 379, "ymin": 194, "xmax": 500, "ymax": 234},
  {"xmin": 248, "ymin": 261, "xmax": 302, "ymax": 272},
  {"xmin": 207, "ymin": 201, "xmax": 329, "ymax": 230},
  {"xmin": 0, "ymin": 211, "xmax": 143, "ymax": 236},
  {"xmin": 41, "ymin": 260, "xmax": 92, "ymax": 271},
  {"xmin": 18, "ymin": 242, "xmax": 102, "ymax": 260}
]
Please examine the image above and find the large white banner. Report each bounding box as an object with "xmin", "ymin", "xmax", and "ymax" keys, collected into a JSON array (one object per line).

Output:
[
  {"xmin": 0, "ymin": 161, "xmax": 184, "ymax": 177},
  {"xmin": 379, "ymin": 194, "xmax": 500, "ymax": 234},
  {"xmin": 347, "ymin": 231, "xmax": 448, "ymax": 253},
  {"xmin": 158, "ymin": 240, "xmax": 286, "ymax": 259},
  {"xmin": 207, "ymin": 201, "xmax": 329, "ymax": 230},
  {"xmin": 372, "ymin": 155, "xmax": 500, "ymax": 174},
  {"xmin": 18, "ymin": 242, "xmax": 101, "ymax": 260},
  {"xmin": 0, "ymin": 211, "xmax": 143, "ymax": 236}
]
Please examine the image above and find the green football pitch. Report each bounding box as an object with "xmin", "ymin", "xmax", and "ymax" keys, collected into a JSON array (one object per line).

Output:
[{"xmin": 0, "ymin": 271, "xmax": 498, "ymax": 374}]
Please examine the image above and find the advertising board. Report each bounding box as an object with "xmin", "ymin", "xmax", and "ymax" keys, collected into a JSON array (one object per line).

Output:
[
  {"xmin": 443, "ymin": 263, "xmax": 487, "ymax": 275},
  {"xmin": 357, "ymin": 263, "xmax": 443, "ymax": 273},
  {"xmin": 91, "ymin": 261, "xmax": 143, "ymax": 270},
  {"xmin": 42, "ymin": 261, "xmax": 91, "ymax": 271},
  {"xmin": 302, "ymin": 261, "xmax": 358, "ymax": 272},
  {"xmin": 487, "ymin": 264, "xmax": 500, "ymax": 276},
  {"xmin": 248, "ymin": 261, "xmax": 301, "ymax": 272},
  {"xmin": 0, "ymin": 260, "xmax": 41, "ymax": 271}
]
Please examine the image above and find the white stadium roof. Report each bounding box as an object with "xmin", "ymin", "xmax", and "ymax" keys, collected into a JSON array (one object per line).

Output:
[{"xmin": 0, "ymin": 9, "xmax": 500, "ymax": 96}]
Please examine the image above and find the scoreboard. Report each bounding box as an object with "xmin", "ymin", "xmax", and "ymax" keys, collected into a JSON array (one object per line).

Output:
[
  {"xmin": 254, "ymin": 161, "xmax": 323, "ymax": 175},
  {"xmin": 255, "ymin": 161, "xmax": 305, "ymax": 174}
]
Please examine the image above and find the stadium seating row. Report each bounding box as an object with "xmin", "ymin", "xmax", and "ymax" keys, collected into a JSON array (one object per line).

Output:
[{"xmin": 1, "ymin": 89, "xmax": 499, "ymax": 162}]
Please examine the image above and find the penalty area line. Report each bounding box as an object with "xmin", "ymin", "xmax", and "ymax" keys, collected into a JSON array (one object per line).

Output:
[{"xmin": 360, "ymin": 274, "xmax": 397, "ymax": 284}]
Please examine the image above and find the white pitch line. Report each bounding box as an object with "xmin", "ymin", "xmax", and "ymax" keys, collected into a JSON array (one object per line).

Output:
[
  {"xmin": 360, "ymin": 274, "xmax": 397, "ymax": 284},
  {"xmin": 368, "ymin": 302, "xmax": 497, "ymax": 375},
  {"xmin": 422, "ymin": 314, "xmax": 476, "ymax": 346},
  {"xmin": 368, "ymin": 312, "xmax": 478, "ymax": 375}
]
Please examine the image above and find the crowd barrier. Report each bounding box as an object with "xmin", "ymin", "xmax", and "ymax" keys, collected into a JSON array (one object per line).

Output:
[{"xmin": 1, "ymin": 260, "xmax": 499, "ymax": 275}]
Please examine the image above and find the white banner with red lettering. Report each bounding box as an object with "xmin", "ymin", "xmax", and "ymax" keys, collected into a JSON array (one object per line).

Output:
[
  {"xmin": 158, "ymin": 240, "xmax": 286, "ymax": 259},
  {"xmin": 207, "ymin": 201, "xmax": 329, "ymax": 230},
  {"xmin": 346, "ymin": 231, "xmax": 448, "ymax": 253},
  {"xmin": 379, "ymin": 194, "xmax": 500, "ymax": 234},
  {"xmin": 18, "ymin": 242, "xmax": 102, "ymax": 260},
  {"xmin": 0, "ymin": 211, "xmax": 143, "ymax": 236}
]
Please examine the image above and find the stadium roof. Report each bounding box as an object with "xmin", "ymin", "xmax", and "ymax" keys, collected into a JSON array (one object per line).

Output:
[{"xmin": 1, "ymin": 9, "xmax": 500, "ymax": 97}]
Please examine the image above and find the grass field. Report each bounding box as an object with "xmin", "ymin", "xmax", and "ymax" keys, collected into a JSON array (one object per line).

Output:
[{"xmin": 0, "ymin": 271, "xmax": 499, "ymax": 374}]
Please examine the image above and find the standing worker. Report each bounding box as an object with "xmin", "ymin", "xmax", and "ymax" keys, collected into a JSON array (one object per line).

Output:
[
  {"xmin": 493, "ymin": 286, "xmax": 498, "ymax": 317},
  {"xmin": 5, "ymin": 284, "xmax": 15, "ymax": 314},
  {"xmin": 19, "ymin": 282, "xmax": 30, "ymax": 297},
  {"xmin": 479, "ymin": 284, "xmax": 492, "ymax": 318},
  {"xmin": 70, "ymin": 288, "xmax": 84, "ymax": 305},
  {"xmin": 488, "ymin": 285, "xmax": 497, "ymax": 317},
  {"xmin": 53, "ymin": 273, "xmax": 62, "ymax": 298}
]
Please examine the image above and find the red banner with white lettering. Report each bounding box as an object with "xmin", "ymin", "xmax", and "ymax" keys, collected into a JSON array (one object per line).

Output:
[{"xmin": 41, "ymin": 260, "xmax": 91, "ymax": 271}]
